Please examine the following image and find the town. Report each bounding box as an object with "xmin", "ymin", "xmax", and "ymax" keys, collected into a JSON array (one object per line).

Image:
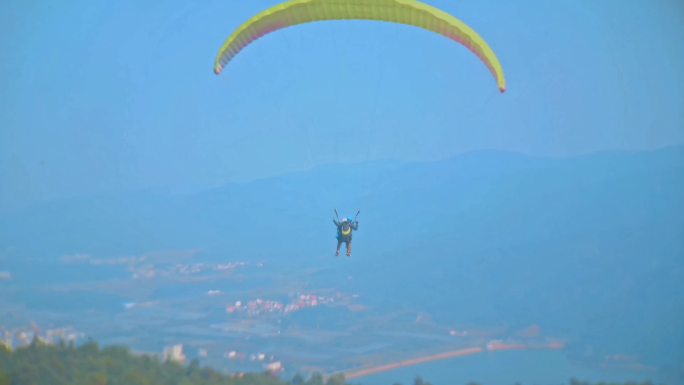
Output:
[
  {"xmin": 0, "ymin": 324, "xmax": 85, "ymax": 350},
  {"xmin": 130, "ymin": 261, "xmax": 249, "ymax": 279},
  {"xmin": 226, "ymin": 293, "xmax": 336, "ymax": 316},
  {"xmin": 162, "ymin": 343, "xmax": 284, "ymax": 375}
]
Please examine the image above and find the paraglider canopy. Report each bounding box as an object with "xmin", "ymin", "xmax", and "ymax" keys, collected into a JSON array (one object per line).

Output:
[{"xmin": 214, "ymin": 0, "xmax": 506, "ymax": 93}]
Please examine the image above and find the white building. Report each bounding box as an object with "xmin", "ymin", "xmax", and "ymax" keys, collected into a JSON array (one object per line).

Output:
[
  {"xmin": 264, "ymin": 361, "xmax": 283, "ymax": 373},
  {"xmin": 162, "ymin": 344, "xmax": 186, "ymax": 364}
]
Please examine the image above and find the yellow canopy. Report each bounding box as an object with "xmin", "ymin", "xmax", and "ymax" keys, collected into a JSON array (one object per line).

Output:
[{"xmin": 214, "ymin": 0, "xmax": 506, "ymax": 93}]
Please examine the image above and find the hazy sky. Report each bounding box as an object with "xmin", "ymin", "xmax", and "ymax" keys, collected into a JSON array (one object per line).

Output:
[{"xmin": 1, "ymin": 0, "xmax": 683, "ymax": 210}]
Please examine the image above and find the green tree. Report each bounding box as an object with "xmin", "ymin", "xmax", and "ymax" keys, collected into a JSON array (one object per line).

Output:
[
  {"xmin": 325, "ymin": 373, "xmax": 346, "ymax": 385},
  {"xmin": 0, "ymin": 371, "xmax": 10, "ymax": 385},
  {"xmin": 306, "ymin": 372, "xmax": 324, "ymax": 385},
  {"xmin": 292, "ymin": 373, "xmax": 305, "ymax": 384}
]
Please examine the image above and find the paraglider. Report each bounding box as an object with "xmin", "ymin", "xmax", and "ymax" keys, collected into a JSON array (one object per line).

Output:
[
  {"xmin": 214, "ymin": 0, "xmax": 506, "ymax": 93},
  {"xmin": 333, "ymin": 210, "xmax": 359, "ymax": 257}
]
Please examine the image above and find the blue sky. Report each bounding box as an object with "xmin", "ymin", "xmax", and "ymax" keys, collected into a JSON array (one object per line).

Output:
[{"xmin": 1, "ymin": 0, "xmax": 683, "ymax": 210}]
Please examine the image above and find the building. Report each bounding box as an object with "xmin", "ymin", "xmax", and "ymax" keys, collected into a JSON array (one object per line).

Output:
[
  {"xmin": 162, "ymin": 344, "xmax": 186, "ymax": 364},
  {"xmin": 264, "ymin": 361, "xmax": 283, "ymax": 374}
]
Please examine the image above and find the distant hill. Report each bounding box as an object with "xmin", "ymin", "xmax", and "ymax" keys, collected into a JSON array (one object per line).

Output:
[
  {"xmin": 1, "ymin": 146, "xmax": 682, "ymax": 377},
  {"xmin": 3, "ymin": 147, "xmax": 682, "ymax": 259}
]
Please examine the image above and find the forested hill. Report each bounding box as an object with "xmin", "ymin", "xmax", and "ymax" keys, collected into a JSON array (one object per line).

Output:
[{"xmin": 0, "ymin": 340, "xmax": 346, "ymax": 385}]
